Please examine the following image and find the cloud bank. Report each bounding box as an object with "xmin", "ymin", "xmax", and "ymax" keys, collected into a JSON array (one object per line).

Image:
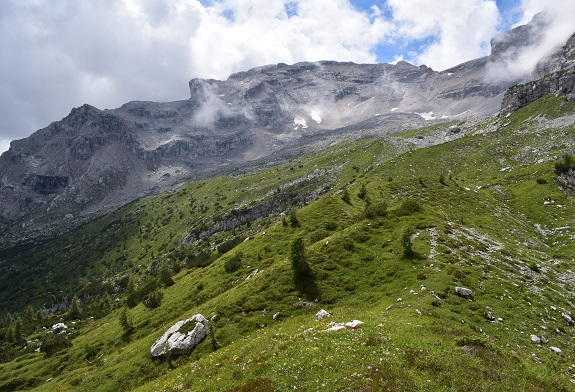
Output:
[{"xmin": 0, "ymin": 0, "xmax": 572, "ymax": 153}]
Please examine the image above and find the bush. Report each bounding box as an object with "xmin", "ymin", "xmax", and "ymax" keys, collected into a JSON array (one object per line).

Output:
[
  {"xmin": 341, "ymin": 189, "xmax": 351, "ymax": 204},
  {"xmin": 536, "ymin": 178, "xmax": 547, "ymax": 184},
  {"xmin": 119, "ymin": 307, "xmax": 133, "ymax": 333},
  {"xmin": 217, "ymin": 236, "xmax": 242, "ymax": 254},
  {"xmin": 41, "ymin": 333, "xmax": 72, "ymax": 355},
  {"xmin": 288, "ymin": 209, "xmax": 300, "ymax": 227},
  {"xmin": 396, "ymin": 199, "xmax": 422, "ymax": 216},
  {"xmin": 358, "ymin": 184, "xmax": 367, "ymax": 200},
  {"xmin": 401, "ymin": 226, "xmax": 415, "ymax": 258},
  {"xmin": 364, "ymin": 202, "xmax": 388, "ymax": 219},
  {"xmin": 439, "ymin": 174, "xmax": 447, "ymax": 185},
  {"xmin": 555, "ymin": 154, "xmax": 575, "ymax": 175},
  {"xmin": 224, "ymin": 252, "xmax": 243, "ymax": 273},
  {"xmin": 554, "ymin": 153, "xmax": 575, "ymax": 175},
  {"xmin": 143, "ymin": 289, "xmax": 164, "ymax": 309},
  {"xmin": 290, "ymin": 237, "xmax": 311, "ymax": 277},
  {"xmin": 528, "ymin": 262, "xmax": 540, "ymax": 273},
  {"xmin": 325, "ymin": 221, "xmax": 338, "ymax": 231}
]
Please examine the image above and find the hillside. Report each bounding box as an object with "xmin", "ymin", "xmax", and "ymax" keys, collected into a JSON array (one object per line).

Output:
[{"xmin": 1, "ymin": 93, "xmax": 575, "ymax": 391}]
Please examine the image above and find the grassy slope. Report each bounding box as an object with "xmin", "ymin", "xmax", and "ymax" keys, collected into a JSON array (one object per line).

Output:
[{"xmin": 1, "ymin": 95, "xmax": 575, "ymax": 391}]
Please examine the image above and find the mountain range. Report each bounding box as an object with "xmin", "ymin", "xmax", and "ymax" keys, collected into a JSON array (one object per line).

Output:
[{"xmin": 1, "ymin": 13, "xmax": 573, "ymax": 246}]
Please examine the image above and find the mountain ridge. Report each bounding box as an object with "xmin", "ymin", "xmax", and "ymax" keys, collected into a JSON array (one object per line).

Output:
[{"xmin": 0, "ymin": 13, "xmax": 571, "ymax": 247}]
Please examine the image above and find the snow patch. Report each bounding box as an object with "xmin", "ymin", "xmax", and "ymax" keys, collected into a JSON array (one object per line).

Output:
[
  {"xmin": 390, "ymin": 107, "xmax": 398, "ymax": 112},
  {"xmin": 294, "ymin": 118, "xmax": 308, "ymax": 130},
  {"xmin": 447, "ymin": 73, "xmax": 454, "ymax": 76},
  {"xmin": 310, "ymin": 110, "xmax": 321, "ymax": 124},
  {"xmin": 415, "ymin": 111, "xmax": 436, "ymax": 120}
]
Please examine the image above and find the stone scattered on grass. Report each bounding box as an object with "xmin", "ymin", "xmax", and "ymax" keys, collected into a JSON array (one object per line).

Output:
[
  {"xmin": 562, "ymin": 313, "xmax": 574, "ymax": 326},
  {"xmin": 531, "ymin": 335, "xmax": 541, "ymax": 344},
  {"xmin": 316, "ymin": 309, "xmax": 331, "ymax": 320},
  {"xmin": 324, "ymin": 320, "xmax": 364, "ymax": 332},
  {"xmin": 455, "ymin": 286, "xmax": 473, "ymax": 299},
  {"xmin": 550, "ymin": 346, "xmax": 562, "ymax": 354}
]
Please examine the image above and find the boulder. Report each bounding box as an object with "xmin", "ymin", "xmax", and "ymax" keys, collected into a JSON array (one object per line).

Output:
[
  {"xmin": 51, "ymin": 323, "xmax": 68, "ymax": 334},
  {"xmin": 326, "ymin": 324, "xmax": 347, "ymax": 332},
  {"xmin": 549, "ymin": 346, "xmax": 562, "ymax": 354},
  {"xmin": 325, "ymin": 320, "xmax": 364, "ymax": 332},
  {"xmin": 316, "ymin": 309, "xmax": 331, "ymax": 320},
  {"xmin": 561, "ymin": 313, "xmax": 574, "ymax": 326},
  {"xmin": 483, "ymin": 307, "xmax": 495, "ymax": 321},
  {"xmin": 345, "ymin": 320, "xmax": 364, "ymax": 330},
  {"xmin": 455, "ymin": 287, "xmax": 473, "ymax": 299},
  {"xmin": 531, "ymin": 335, "xmax": 541, "ymax": 344},
  {"xmin": 150, "ymin": 314, "xmax": 208, "ymax": 358}
]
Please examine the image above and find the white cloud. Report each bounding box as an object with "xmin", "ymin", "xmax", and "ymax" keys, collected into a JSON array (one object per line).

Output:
[
  {"xmin": 0, "ymin": 0, "xmax": 392, "ymax": 153},
  {"xmin": 484, "ymin": 1, "xmax": 575, "ymax": 82},
  {"xmin": 0, "ymin": 0, "xmax": 574, "ymax": 156},
  {"xmin": 386, "ymin": 0, "xmax": 499, "ymax": 70},
  {"xmin": 0, "ymin": 138, "xmax": 11, "ymax": 157},
  {"xmin": 187, "ymin": 0, "xmax": 392, "ymax": 79}
]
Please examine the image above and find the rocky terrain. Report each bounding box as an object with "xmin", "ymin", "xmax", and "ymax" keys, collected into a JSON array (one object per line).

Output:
[{"xmin": 0, "ymin": 13, "xmax": 569, "ymax": 246}]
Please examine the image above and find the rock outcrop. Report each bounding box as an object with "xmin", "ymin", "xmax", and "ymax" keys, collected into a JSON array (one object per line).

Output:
[
  {"xmin": 501, "ymin": 32, "xmax": 575, "ymax": 116},
  {"xmin": 150, "ymin": 314, "xmax": 209, "ymax": 358}
]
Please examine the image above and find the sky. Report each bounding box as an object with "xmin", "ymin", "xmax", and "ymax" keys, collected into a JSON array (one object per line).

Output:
[{"xmin": 1, "ymin": 0, "xmax": 574, "ymax": 154}]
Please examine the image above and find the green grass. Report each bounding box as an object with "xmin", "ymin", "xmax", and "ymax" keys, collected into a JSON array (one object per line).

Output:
[{"xmin": 1, "ymin": 94, "xmax": 575, "ymax": 391}]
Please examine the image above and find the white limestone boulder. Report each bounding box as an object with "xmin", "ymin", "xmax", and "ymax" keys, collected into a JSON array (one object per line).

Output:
[{"xmin": 150, "ymin": 314, "xmax": 208, "ymax": 358}]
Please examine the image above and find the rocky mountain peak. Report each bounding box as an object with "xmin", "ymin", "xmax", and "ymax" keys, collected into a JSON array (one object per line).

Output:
[
  {"xmin": 0, "ymin": 14, "xmax": 573, "ymax": 246},
  {"xmin": 490, "ymin": 12, "xmax": 550, "ymax": 58}
]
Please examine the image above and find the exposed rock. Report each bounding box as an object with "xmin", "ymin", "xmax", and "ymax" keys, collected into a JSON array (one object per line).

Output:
[
  {"xmin": 531, "ymin": 334, "xmax": 541, "ymax": 344},
  {"xmin": 245, "ymin": 269, "xmax": 260, "ymax": 280},
  {"xmin": 316, "ymin": 309, "xmax": 332, "ymax": 320},
  {"xmin": 324, "ymin": 320, "xmax": 364, "ymax": 332},
  {"xmin": 325, "ymin": 323, "xmax": 347, "ymax": 332},
  {"xmin": 483, "ymin": 307, "xmax": 496, "ymax": 321},
  {"xmin": 150, "ymin": 314, "xmax": 208, "ymax": 358},
  {"xmin": 362, "ymin": 165, "xmax": 373, "ymax": 174},
  {"xmin": 562, "ymin": 313, "xmax": 574, "ymax": 326},
  {"xmin": 345, "ymin": 320, "xmax": 364, "ymax": 329},
  {"xmin": 501, "ymin": 30, "xmax": 575, "ymax": 116},
  {"xmin": 51, "ymin": 323, "xmax": 68, "ymax": 334},
  {"xmin": 550, "ymin": 346, "xmax": 562, "ymax": 354},
  {"xmin": 455, "ymin": 286, "xmax": 473, "ymax": 299},
  {"xmin": 448, "ymin": 126, "xmax": 461, "ymax": 134}
]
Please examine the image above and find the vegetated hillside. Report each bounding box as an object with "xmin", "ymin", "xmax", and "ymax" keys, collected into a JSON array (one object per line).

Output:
[{"xmin": 1, "ymin": 94, "xmax": 575, "ymax": 391}]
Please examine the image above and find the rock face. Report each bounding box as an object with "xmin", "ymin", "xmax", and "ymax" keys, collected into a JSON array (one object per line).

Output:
[
  {"xmin": 150, "ymin": 314, "xmax": 208, "ymax": 358},
  {"xmin": 501, "ymin": 32, "xmax": 575, "ymax": 116},
  {"xmin": 0, "ymin": 13, "xmax": 571, "ymax": 245}
]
